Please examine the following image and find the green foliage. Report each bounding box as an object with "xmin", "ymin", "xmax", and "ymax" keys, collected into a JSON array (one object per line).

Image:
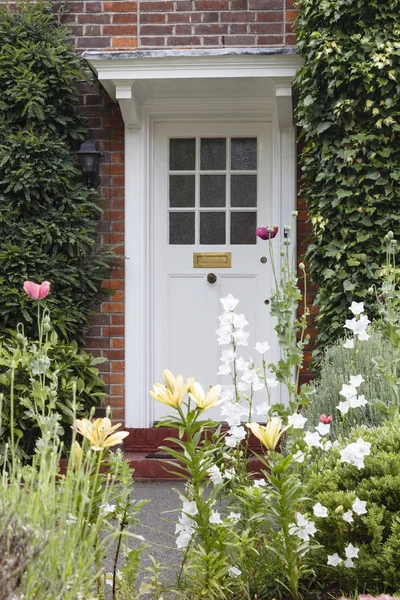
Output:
[
  {"xmin": 0, "ymin": 325, "xmax": 106, "ymax": 461},
  {"xmin": 0, "ymin": 0, "xmax": 111, "ymax": 340},
  {"xmin": 306, "ymin": 417, "xmax": 400, "ymax": 594},
  {"xmin": 304, "ymin": 328, "xmax": 397, "ymax": 437},
  {"xmin": 295, "ymin": 0, "xmax": 400, "ymax": 351}
]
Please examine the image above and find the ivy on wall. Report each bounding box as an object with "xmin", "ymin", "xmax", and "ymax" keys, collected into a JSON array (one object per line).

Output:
[
  {"xmin": 0, "ymin": 1, "xmax": 110, "ymax": 340},
  {"xmin": 295, "ymin": 0, "xmax": 400, "ymax": 354}
]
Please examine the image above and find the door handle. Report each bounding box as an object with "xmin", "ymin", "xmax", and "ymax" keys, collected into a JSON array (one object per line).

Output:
[{"xmin": 207, "ymin": 273, "xmax": 217, "ymax": 284}]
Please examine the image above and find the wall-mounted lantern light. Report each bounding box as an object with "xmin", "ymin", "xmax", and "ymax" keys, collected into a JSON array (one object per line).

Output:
[{"xmin": 76, "ymin": 139, "xmax": 101, "ymax": 189}]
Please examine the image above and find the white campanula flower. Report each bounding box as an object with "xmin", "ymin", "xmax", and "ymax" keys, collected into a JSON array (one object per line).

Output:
[
  {"xmin": 238, "ymin": 381, "xmax": 249, "ymax": 393},
  {"xmin": 256, "ymin": 402, "xmax": 271, "ymax": 416},
  {"xmin": 228, "ymin": 566, "xmax": 242, "ymax": 577},
  {"xmin": 352, "ymin": 497, "xmax": 367, "ymax": 515},
  {"xmin": 224, "ymin": 467, "xmax": 236, "ymax": 480},
  {"xmin": 232, "ymin": 329, "xmax": 250, "ymax": 346},
  {"xmin": 255, "ymin": 341, "xmax": 270, "ymax": 354},
  {"xmin": 228, "ymin": 511, "xmax": 241, "ymax": 521},
  {"xmin": 253, "ymin": 478, "xmax": 267, "ymax": 489},
  {"xmin": 289, "ymin": 512, "xmax": 317, "ymax": 542},
  {"xmin": 233, "ymin": 313, "xmax": 249, "ymax": 329},
  {"xmin": 349, "ymin": 374, "xmax": 364, "ymax": 388},
  {"xmin": 322, "ymin": 439, "xmax": 332, "ymax": 451},
  {"xmin": 207, "ymin": 465, "xmax": 223, "ymax": 485},
  {"xmin": 225, "ymin": 425, "xmax": 246, "ymax": 447},
  {"xmin": 345, "ymin": 543, "xmax": 359, "ymax": 559},
  {"xmin": 241, "ymin": 368, "xmax": 259, "ymax": 385},
  {"xmin": 217, "ymin": 333, "xmax": 232, "ymax": 346},
  {"xmin": 293, "ymin": 450, "xmax": 305, "ymax": 463},
  {"xmin": 221, "ymin": 401, "xmax": 247, "ymax": 426},
  {"xmin": 253, "ymin": 378, "xmax": 265, "ymax": 392},
  {"xmin": 327, "ymin": 553, "xmax": 342, "ymax": 567},
  {"xmin": 221, "ymin": 348, "xmax": 236, "ymax": 363},
  {"xmin": 236, "ymin": 357, "xmax": 249, "ymax": 371},
  {"xmin": 101, "ymin": 503, "xmax": 116, "ymax": 516},
  {"xmin": 209, "ymin": 510, "xmax": 223, "ymax": 525},
  {"xmin": 350, "ymin": 301, "xmax": 364, "ymax": 315},
  {"xmin": 175, "ymin": 529, "xmax": 193, "ymax": 548},
  {"xmin": 182, "ymin": 501, "xmax": 198, "ymax": 517},
  {"xmin": 344, "ymin": 558, "xmax": 354, "ymax": 568},
  {"xmin": 315, "ymin": 422, "xmax": 330, "ymax": 436},
  {"xmin": 266, "ymin": 377, "xmax": 279, "ymax": 388},
  {"xmin": 349, "ymin": 395, "xmax": 368, "ymax": 409},
  {"xmin": 343, "ymin": 338, "xmax": 355, "ymax": 349},
  {"xmin": 220, "ymin": 294, "xmax": 239, "ymax": 312},
  {"xmin": 340, "ymin": 438, "xmax": 371, "ymax": 469},
  {"xmin": 337, "ymin": 400, "xmax": 350, "ymax": 415},
  {"xmin": 218, "ymin": 363, "xmax": 231, "ymax": 376},
  {"xmin": 313, "ymin": 502, "xmax": 328, "ymax": 518},
  {"xmin": 343, "ymin": 510, "xmax": 354, "ymax": 523},
  {"xmin": 219, "ymin": 312, "xmax": 234, "ymax": 325},
  {"xmin": 304, "ymin": 431, "xmax": 322, "ymax": 448},
  {"xmin": 340, "ymin": 383, "xmax": 358, "ymax": 400},
  {"xmin": 288, "ymin": 413, "xmax": 307, "ymax": 429},
  {"xmin": 344, "ymin": 314, "xmax": 371, "ymax": 339}
]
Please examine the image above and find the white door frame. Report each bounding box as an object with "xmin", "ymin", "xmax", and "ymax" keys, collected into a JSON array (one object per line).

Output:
[{"xmin": 124, "ymin": 97, "xmax": 296, "ymax": 427}]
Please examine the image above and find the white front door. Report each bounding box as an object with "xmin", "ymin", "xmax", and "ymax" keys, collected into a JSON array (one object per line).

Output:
[{"xmin": 152, "ymin": 121, "xmax": 280, "ymax": 422}]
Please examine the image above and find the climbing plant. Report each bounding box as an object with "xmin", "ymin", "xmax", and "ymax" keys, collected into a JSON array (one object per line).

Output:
[
  {"xmin": 0, "ymin": 0, "xmax": 110, "ymax": 341},
  {"xmin": 295, "ymin": 0, "xmax": 400, "ymax": 355}
]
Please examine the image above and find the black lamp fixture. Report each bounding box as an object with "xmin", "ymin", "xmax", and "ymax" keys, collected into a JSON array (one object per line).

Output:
[{"xmin": 76, "ymin": 139, "xmax": 101, "ymax": 189}]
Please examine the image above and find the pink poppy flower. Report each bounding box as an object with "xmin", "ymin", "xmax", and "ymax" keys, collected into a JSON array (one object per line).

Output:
[
  {"xmin": 319, "ymin": 414, "xmax": 333, "ymax": 424},
  {"xmin": 256, "ymin": 226, "xmax": 279, "ymax": 240},
  {"xmin": 23, "ymin": 281, "xmax": 51, "ymax": 300}
]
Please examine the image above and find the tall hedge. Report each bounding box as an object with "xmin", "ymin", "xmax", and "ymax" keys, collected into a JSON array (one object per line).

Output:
[
  {"xmin": 295, "ymin": 0, "xmax": 400, "ymax": 353},
  {"xmin": 0, "ymin": 1, "xmax": 109, "ymax": 340}
]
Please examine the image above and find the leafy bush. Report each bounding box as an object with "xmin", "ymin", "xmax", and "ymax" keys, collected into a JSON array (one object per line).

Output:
[
  {"xmin": 306, "ymin": 417, "xmax": 400, "ymax": 595},
  {"xmin": 304, "ymin": 328, "xmax": 397, "ymax": 437},
  {"xmin": 295, "ymin": 0, "xmax": 400, "ymax": 351},
  {"xmin": 0, "ymin": 0, "xmax": 110, "ymax": 340},
  {"xmin": 0, "ymin": 326, "xmax": 106, "ymax": 461}
]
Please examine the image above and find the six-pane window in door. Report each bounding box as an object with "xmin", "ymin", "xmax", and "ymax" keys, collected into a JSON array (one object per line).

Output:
[{"xmin": 168, "ymin": 137, "xmax": 259, "ymax": 245}]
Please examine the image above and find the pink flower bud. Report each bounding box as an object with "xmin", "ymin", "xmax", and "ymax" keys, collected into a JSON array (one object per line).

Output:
[
  {"xmin": 319, "ymin": 414, "xmax": 332, "ymax": 424},
  {"xmin": 256, "ymin": 226, "xmax": 279, "ymax": 240},
  {"xmin": 23, "ymin": 281, "xmax": 51, "ymax": 300}
]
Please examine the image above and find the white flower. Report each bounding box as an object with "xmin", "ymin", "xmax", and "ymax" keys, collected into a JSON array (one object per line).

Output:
[
  {"xmin": 219, "ymin": 388, "xmax": 234, "ymax": 403},
  {"xmin": 337, "ymin": 400, "xmax": 350, "ymax": 415},
  {"xmin": 350, "ymin": 301, "xmax": 364, "ymax": 315},
  {"xmin": 218, "ymin": 363, "xmax": 231, "ymax": 376},
  {"xmin": 340, "ymin": 438, "xmax": 371, "ymax": 469},
  {"xmin": 219, "ymin": 312, "xmax": 234, "ymax": 325},
  {"xmin": 101, "ymin": 503, "xmax": 116, "ymax": 515},
  {"xmin": 345, "ymin": 543, "xmax": 359, "ymax": 559},
  {"xmin": 349, "ymin": 374, "xmax": 364, "ymax": 388},
  {"xmin": 313, "ymin": 502, "xmax": 328, "ymax": 518},
  {"xmin": 236, "ymin": 357, "xmax": 249, "ymax": 371},
  {"xmin": 322, "ymin": 439, "xmax": 332, "ymax": 452},
  {"xmin": 252, "ymin": 378, "xmax": 264, "ymax": 392},
  {"xmin": 343, "ymin": 511, "xmax": 354, "ymax": 523},
  {"xmin": 220, "ymin": 294, "xmax": 239, "ymax": 312},
  {"xmin": 237, "ymin": 381, "xmax": 249, "ymax": 393},
  {"xmin": 253, "ymin": 478, "xmax": 267, "ymax": 489},
  {"xmin": 358, "ymin": 329, "xmax": 370, "ymax": 341},
  {"xmin": 209, "ymin": 510, "xmax": 223, "ymax": 524},
  {"xmin": 315, "ymin": 422, "xmax": 330, "ymax": 436},
  {"xmin": 224, "ymin": 467, "xmax": 236, "ymax": 480},
  {"xmin": 207, "ymin": 465, "xmax": 223, "ymax": 485},
  {"xmin": 232, "ymin": 329, "xmax": 249, "ymax": 346},
  {"xmin": 228, "ymin": 566, "xmax": 242, "ymax": 577},
  {"xmin": 176, "ymin": 529, "xmax": 192, "ymax": 548},
  {"xmin": 225, "ymin": 425, "xmax": 246, "ymax": 447},
  {"xmin": 304, "ymin": 431, "xmax": 322, "ymax": 448},
  {"xmin": 182, "ymin": 501, "xmax": 198, "ymax": 517},
  {"xmin": 349, "ymin": 394, "xmax": 368, "ymax": 409},
  {"xmin": 216, "ymin": 324, "xmax": 231, "ymax": 336},
  {"xmin": 256, "ymin": 402, "xmax": 271, "ymax": 416},
  {"xmin": 343, "ymin": 338, "xmax": 355, "ymax": 349},
  {"xmin": 288, "ymin": 413, "xmax": 308, "ymax": 429},
  {"xmin": 255, "ymin": 341, "xmax": 270, "ymax": 354},
  {"xmin": 233, "ymin": 314, "xmax": 249, "ymax": 329},
  {"xmin": 266, "ymin": 377, "xmax": 279, "ymax": 388},
  {"xmin": 228, "ymin": 511, "xmax": 241, "ymax": 521},
  {"xmin": 293, "ymin": 450, "xmax": 305, "ymax": 463},
  {"xmin": 344, "ymin": 558, "xmax": 354, "ymax": 568},
  {"xmin": 241, "ymin": 369, "xmax": 259, "ymax": 385},
  {"xmin": 289, "ymin": 512, "xmax": 317, "ymax": 542},
  {"xmin": 327, "ymin": 553, "xmax": 342, "ymax": 567},
  {"xmin": 352, "ymin": 497, "xmax": 367, "ymax": 515},
  {"xmin": 217, "ymin": 333, "xmax": 232, "ymax": 345},
  {"xmin": 221, "ymin": 348, "xmax": 236, "ymax": 363},
  {"xmin": 340, "ymin": 383, "xmax": 358, "ymax": 400},
  {"xmin": 221, "ymin": 401, "xmax": 247, "ymax": 427},
  {"xmin": 344, "ymin": 314, "xmax": 370, "ymax": 339}
]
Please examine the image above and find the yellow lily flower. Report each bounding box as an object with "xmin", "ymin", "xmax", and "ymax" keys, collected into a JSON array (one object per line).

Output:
[
  {"xmin": 150, "ymin": 369, "xmax": 194, "ymax": 409},
  {"xmin": 74, "ymin": 416, "xmax": 129, "ymax": 451},
  {"xmin": 247, "ymin": 418, "xmax": 291, "ymax": 450},
  {"xmin": 188, "ymin": 382, "xmax": 222, "ymax": 411}
]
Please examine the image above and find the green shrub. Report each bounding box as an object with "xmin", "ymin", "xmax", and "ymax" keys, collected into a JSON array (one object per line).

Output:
[
  {"xmin": 304, "ymin": 329, "xmax": 397, "ymax": 437},
  {"xmin": 0, "ymin": 327, "xmax": 106, "ymax": 461},
  {"xmin": 0, "ymin": 0, "xmax": 110, "ymax": 340},
  {"xmin": 306, "ymin": 417, "xmax": 400, "ymax": 595},
  {"xmin": 295, "ymin": 0, "xmax": 400, "ymax": 352}
]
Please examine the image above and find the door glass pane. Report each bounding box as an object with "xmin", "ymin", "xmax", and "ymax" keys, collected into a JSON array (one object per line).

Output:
[
  {"xmin": 200, "ymin": 175, "xmax": 226, "ymax": 207},
  {"xmin": 200, "ymin": 212, "xmax": 225, "ymax": 245},
  {"xmin": 231, "ymin": 174, "xmax": 257, "ymax": 207},
  {"xmin": 231, "ymin": 138, "xmax": 257, "ymax": 170},
  {"xmin": 170, "ymin": 138, "xmax": 196, "ymax": 170},
  {"xmin": 200, "ymin": 138, "xmax": 226, "ymax": 170},
  {"xmin": 169, "ymin": 212, "xmax": 195, "ymax": 245},
  {"xmin": 230, "ymin": 212, "xmax": 257, "ymax": 245},
  {"xmin": 169, "ymin": 175, "xmax": 195, "ymax": 207}
]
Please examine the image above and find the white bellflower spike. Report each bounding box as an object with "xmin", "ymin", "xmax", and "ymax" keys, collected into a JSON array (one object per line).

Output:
[
  {"xmin": 220, "ymin": 294, "xmax": 239, "ymax": 311},
  {"xmin": 340, "ymin": 438, "xmax": 371, "ymax": 469},
  {"xmin": 233, "ymin": 314, "xmax": 249, "ymax": 328}
]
